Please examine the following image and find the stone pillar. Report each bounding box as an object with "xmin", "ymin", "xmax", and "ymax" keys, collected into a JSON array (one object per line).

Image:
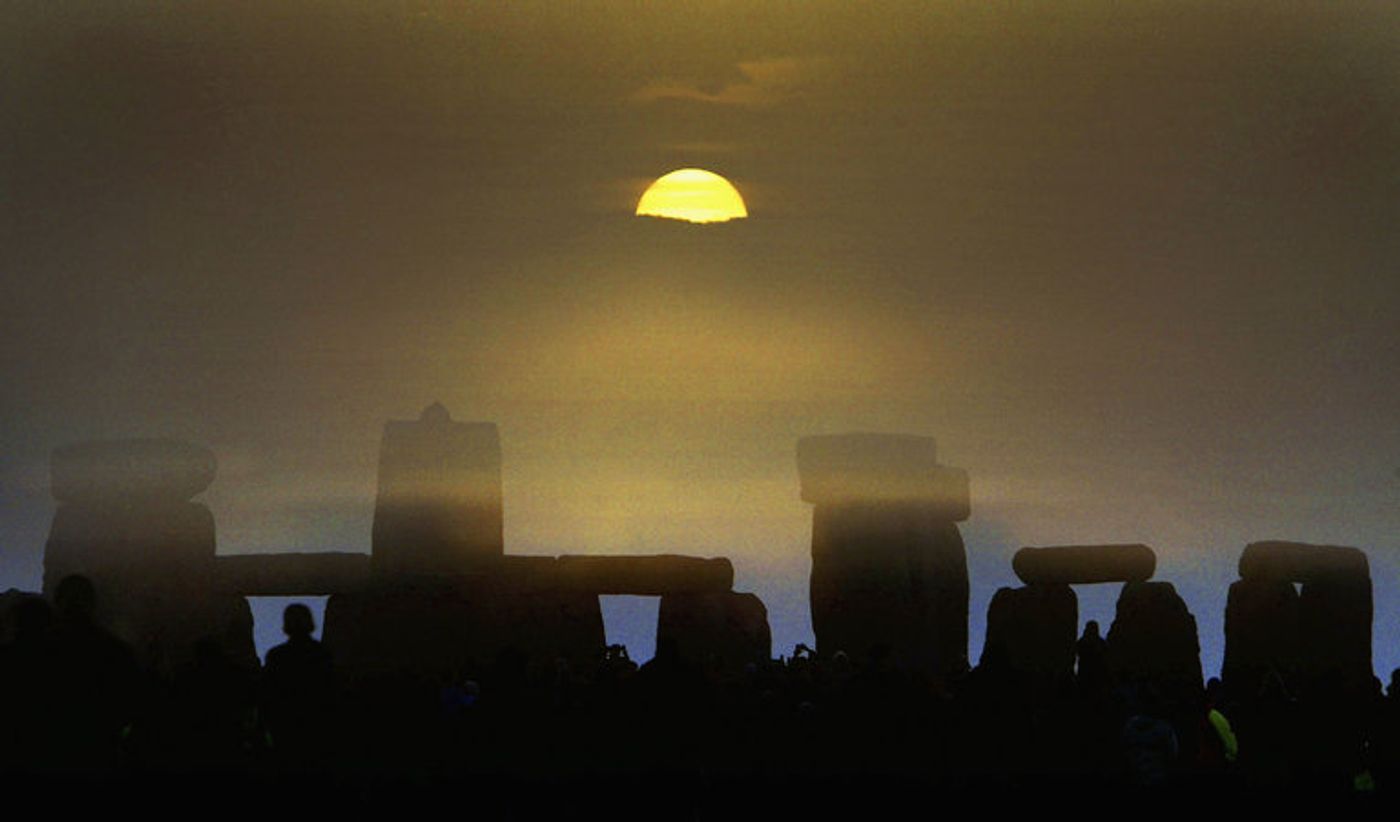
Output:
[
  {"xmin": 1106, "ymin": 581, "xmax": 1203, "ymax": 697},
  {"xmin": 1224, "ymin": 541, "xmax": 1371, "ymax": 696},
  {"xmin": 42, "ymin": 439, "xmax": 256, "ymax": 674},
  {"xmin": 980, "ymin": 583, "xmax": 1078, "ymax": 683},
  {"xmin": 1222, "ymin": 577, "xmax": 1300, "ymax": 695},
  {"xmin": 797, "ymin": 433, "xmax": 970, "ymax": 675},
  {"xmin": 371, "ymin": 402, "xmax": 503, "ymax": 579}
]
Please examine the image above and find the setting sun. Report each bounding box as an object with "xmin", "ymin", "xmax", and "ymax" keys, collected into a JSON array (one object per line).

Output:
[{"xmin": 635, "ymin": 168, "xmax": 748, "ymax": 224}]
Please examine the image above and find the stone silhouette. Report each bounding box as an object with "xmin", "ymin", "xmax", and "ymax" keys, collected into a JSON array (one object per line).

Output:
[
  {"xmin": 371, "ymin": 402, "xmax": 503, "ymax": 578},
  {"xmin": 320, "ymin": 554, "xmax": 753, "ymax": 680},
  {"xmin": 981, "ymin": 583, "xmax": 1078, "ymax": 683},
  {"xmin": 798, "ymin": 433, "xmax": 969, "ymax": 675},
  {"xmin": 322, "ymin": 405, "xmax": 771, "ymax": 681},
  {"xmin": 983, "ymin": 544, "xmax": 1201, "ymax": 701},
  {"xmin": 213, "ymin": 552, "xmax": 371, "ymax": 596},
  {"xmin": 1106, "ymin": 581, "xmax": 1203, "ymax": 701},
  {"xmin": 41, "ymin": 439, "xmax": 256, "ymax": 675},
  {"xmin": 1224, "ymin": 540, "xmax": 1372, "ymax": 697},
  {"xmin": 551, "ymin": 554, "xmax": 733, "ymax": 594},
  {"xmin": 1012, "ymin": 544, "xmax": 1155, "ymax": 585},
  {"xmin": 656, "ymin": 591, "xmax": 771, "ymax": 669}
]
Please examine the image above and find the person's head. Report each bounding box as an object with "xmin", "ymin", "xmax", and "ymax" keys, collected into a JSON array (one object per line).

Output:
[
  {"xmin": 282, "ymin": 603, "xmax": 315, "ymax": 638},
  {"xmin": 1084, "ymin": 620, "xmax": 1100, "ymax": 639}
]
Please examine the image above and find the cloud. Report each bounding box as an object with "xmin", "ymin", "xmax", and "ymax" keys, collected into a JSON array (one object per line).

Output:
[{"xmin": 631, "ymin": 57, "xmax": 825, "ymax": 107}]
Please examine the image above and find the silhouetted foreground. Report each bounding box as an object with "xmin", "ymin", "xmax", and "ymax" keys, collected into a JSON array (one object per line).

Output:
[
  {"xmin": 0, "ymin": 413, "xmax": 1388, "ymax": 807},
  {"xmin": 0, "ymin": 582, "xmax": 1395, "ymax": 805}
]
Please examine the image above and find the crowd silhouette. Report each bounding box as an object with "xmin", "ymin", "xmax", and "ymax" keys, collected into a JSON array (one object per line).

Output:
[{"xmin": 1, "ymin": 574, "xmax": 1396, "ymax": 803}]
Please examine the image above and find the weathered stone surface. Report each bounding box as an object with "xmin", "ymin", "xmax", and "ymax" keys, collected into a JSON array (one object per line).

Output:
[
  {"xmin": 1106, "ymin": 581, "xmax": 1203, "ymax": 699},
  {"xmin": 1222, "ymin": 577, "xmax": 1300, "ymax": 695},
  {"xmin": 213, "ymin": 552, "xmax": 371, "ymax": 596},
  {"xmin": 797, "ymin": 433, "xmax": 969, "ymax": 518},
  {"xmin": 810, "ymin": 502, "xmax": 968, "ymax": 674},
  {"xmin": 1012, "ymin": 544, "xmax": 1156, "ymax": 586},
  {"xmin": 371, "ymin": 403, "xmax": 503, "ymax": 578},
  {"xmin": 656, "ymin": 591, "xmax": 770, "ymax": 669},
  {"xmin": 323, "ymin": 582, "xmax": 604, "ymax": 680},
  {"xmin": 1238, "ymin": 541, "xmax": 1369, "ymax": 582},
  {"xmin": 51, "ymin": 439, "xmax": 217, "ymax": 503},
  {"xmin": 552, "ymin": 555, "xmax": 733, "ymax": 595},
  {"xmin": 980, "ymin": 583, "xmax": 1078, "ymax": 681}
]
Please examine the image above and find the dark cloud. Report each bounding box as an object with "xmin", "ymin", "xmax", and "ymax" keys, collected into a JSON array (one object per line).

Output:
[{"xmin": 632, "ymin": 57, "xmax": 828, "ymax": 107}]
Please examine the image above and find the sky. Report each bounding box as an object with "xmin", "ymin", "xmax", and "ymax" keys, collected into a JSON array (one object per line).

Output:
[{"xmin": 3, "ymin": 1, "xmax": 1399, "ymax": 676}]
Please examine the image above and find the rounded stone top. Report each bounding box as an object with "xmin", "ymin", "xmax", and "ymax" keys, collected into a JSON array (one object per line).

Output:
[
  {"xmin": 1238, "ymin": 541, "xmax": 1369, "ymax": 583},
  {"xmin": 1012, "ymin": 544, "xmax": 1156, "ymax": 585},
  {"xmin": 419, "ymin": 402, "xmax": 452, "ymax": 423}
]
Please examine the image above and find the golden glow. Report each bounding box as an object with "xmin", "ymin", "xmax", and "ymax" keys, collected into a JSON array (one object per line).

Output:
[{"xmin": 635, "ymin": 168, "xmax": 748, "ymax": 224}]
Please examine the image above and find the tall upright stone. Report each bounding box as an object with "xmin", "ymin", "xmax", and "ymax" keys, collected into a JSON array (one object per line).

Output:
[
  {"xmin": 980, "ymin": 583, "xmax": 1078, "ymax": 684},
  {"xmin": 42, "ymin": 439, "xmax": 256, "ymax": 674},
  {"xmin": 1224, "ymin": 541, "xmax": 1371, "ymax": 696},
  {"xmin": 1106, "ymin": 581, "xmax": 1203, "ymax": 699},
  {"xmin": 1222, "ymin": 577, "xmax": 1300, "ymax": 695},
  {"xmin": 371, "ymin": 402, "xmax": 503, "ymax": 579},
  {"xmin": 797, "ymin": 433, "xmax": 970, "ymax": 675},
  {"xmin": 330, "ymin": 406, "xmax": 607, "ymax": 680}
]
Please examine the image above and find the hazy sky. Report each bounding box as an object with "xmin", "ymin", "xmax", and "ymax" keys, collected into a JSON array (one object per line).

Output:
[{"xmin": 3, "ymin": 2, "xmax": 1398, "ymax": 674}]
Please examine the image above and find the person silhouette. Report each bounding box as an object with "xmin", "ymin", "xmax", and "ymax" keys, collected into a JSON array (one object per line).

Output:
[
  {"xmin": 48, "ymin": 575, "xmax": 140, "ymax": 772},
  {"xmin": 1076, "ymin": 620, "xmax": 1109, "ymax": 692},
  {"xmin": 262, "ymin": 603, "xmax": 334, "ymax": 768}
]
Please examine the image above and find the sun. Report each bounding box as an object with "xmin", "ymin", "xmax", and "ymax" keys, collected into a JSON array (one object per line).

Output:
[{"xmin": 635, "ymin": 168, "xmax": 748, "ymax": 224}]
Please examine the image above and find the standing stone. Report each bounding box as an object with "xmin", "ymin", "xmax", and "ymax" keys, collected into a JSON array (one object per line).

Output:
[
  {"xmin": 1106, "ymin": 581, "xmax": 1203, "ymax": 699},
  {"xmin": 1298, "ymin": 568, "xmax": 1372, "ymax": 690},
  {"xmin": 1223, "ymin": 541, "xmax": 1372, "ymax": 696},
  {"xmin": 41, "ymin": 439, "xmax": 256, "ymax": 674},
  {"xmin": 800, "ymin": 432, "xmax": 970, "ymax": 675},
  {"xmin": 1222, "ymin": 577, "xmax": 1301, "ymax": 697},
  {"xmin": 656, "ymin": 591, "xmax": 771, "ymax": 670},
  {"xmin": 371, "ymin": 402, "xmax": 503, "ymax": 579},
  {"xmin": 980, "ymin": 583, "xmax": 1078, "ymax": 684},
  {"xmin": 810, "ymin": 504, "xmax": 968, "ymax": 672}
]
